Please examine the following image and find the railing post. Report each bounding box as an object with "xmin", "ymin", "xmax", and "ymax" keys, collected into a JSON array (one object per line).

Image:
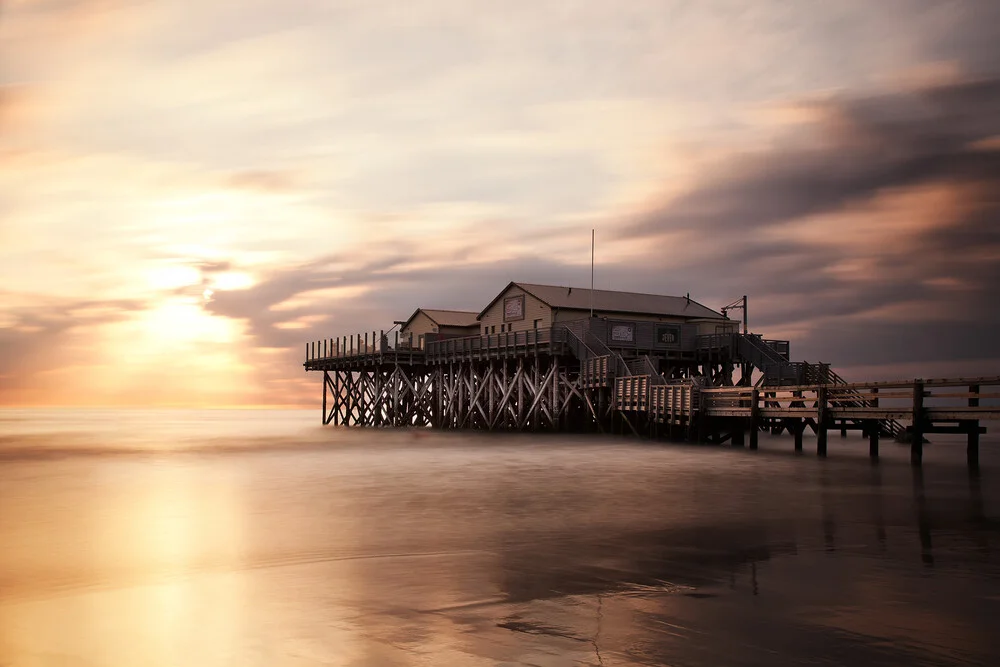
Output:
[
  {"xmin": 911, "ymin": 380, "xmax": 924, "ymax": 466},
  {"xmin": 749, "ymin": 388, "xmax": 759, "ymax": 450},
  {"xmin": 305, "ymin": 343, "xmax": 309, "ymax": 362}
]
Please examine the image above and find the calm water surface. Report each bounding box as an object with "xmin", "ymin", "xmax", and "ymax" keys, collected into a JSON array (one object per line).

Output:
[{"xmin": 1, "ymin": 409, "xmax": 998, "ymax": 666}]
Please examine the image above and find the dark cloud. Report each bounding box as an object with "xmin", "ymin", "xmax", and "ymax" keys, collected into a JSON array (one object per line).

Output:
[
  {"xmin": 632, "ymin": 76, "xmax": 1000, "ymax": 238},
  {"xmin": 613, "ymin": 74, "xmax": 1000, "ymax": 375}
]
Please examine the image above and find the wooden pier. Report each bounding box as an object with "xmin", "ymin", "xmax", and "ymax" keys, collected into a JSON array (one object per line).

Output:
[
  {"xmin": 303, "ymin": 284, "xmax": 998, "ymax": 468},
  {"xmin": 304, "ymin": 323, "xmax": 998, "ymax": 468}
]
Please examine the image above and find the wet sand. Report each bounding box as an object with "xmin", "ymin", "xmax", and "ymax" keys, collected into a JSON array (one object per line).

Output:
[{"xmin": 1, "ymin": 409, "xmax": 998, "ymax": 666}]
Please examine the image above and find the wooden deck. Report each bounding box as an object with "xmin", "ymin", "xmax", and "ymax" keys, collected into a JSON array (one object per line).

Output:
[{"xmin": 304, "ymin": 327, "xmax": 575, "ymax": 370}]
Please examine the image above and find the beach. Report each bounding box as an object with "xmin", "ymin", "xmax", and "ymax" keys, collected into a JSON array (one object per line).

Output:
[{"xmin": 1, "ymin": 409, "xmax": 998, "ymax": 666}]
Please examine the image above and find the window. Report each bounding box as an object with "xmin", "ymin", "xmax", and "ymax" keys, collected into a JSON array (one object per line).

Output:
[
  {"xmin": 533, "ymin": 319, "xmax": 542, "ymax": 329},
  {"xmin": 500, "ymin": 323, "xmax": 505, "ymax": 332},
  {"xmin": 491, "ymin": 325, "xmax": 496, "ymax": 334}
]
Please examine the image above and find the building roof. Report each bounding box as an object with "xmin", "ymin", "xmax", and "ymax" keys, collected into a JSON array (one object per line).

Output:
[
  {"xmin": 422, "ymin": 309, "xmax": 480, "ymax": 327},
  {"xmin": 401, "ymin": 308, "xmax": 480, "ymax": 330},
  {"xmin": 478, "ymin": 282, "xmax": 725, "ymax": 320}
]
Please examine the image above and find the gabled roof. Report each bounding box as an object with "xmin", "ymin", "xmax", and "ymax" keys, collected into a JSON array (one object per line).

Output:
[
  {"xmin": 401, "ymin": 308, "xmax": 479, "ymax": 330},
  {"xmin": 422, "ymin": 309, "xmax": 480, "ymax": 327},
  {"xmin": 477, "ymin": 282, "xmax": 725, "ymax": 320}
]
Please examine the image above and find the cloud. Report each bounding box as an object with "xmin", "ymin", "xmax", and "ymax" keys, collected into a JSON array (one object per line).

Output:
[
  {"xmin": 0, "ymin": 295, "xmax": 144, "ymax": 403},
  {"xmin": 620, "ymin": 74, "xmax": 1000, "ymax": 374},
  {"xmin": 225, "ymin": 170, "xmax": 299, "ymax": 193}
]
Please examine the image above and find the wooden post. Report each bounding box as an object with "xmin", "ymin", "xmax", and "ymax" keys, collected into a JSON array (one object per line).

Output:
[
  {"xmin": 868, "ymin": 420, "xmax": 879, "ymax": 459},
  {"xmin": 911, "ymin": 380, "xmax": 924, "ymax": 466},
  {"xmin": 968, "ymin": 384, "xmax": 980, "ymax": 469},
  {"xmin": 749, "ymin": 388, "xmax": 759, "ymax": 450},
  {"xmin": 322, "ymin": 371, "xmax": 328, "ymax": 423},
  {"xmin": 794, "ymin": 419, "xmax": 803, "ymax": 452},
  {"xmin": 551, "ymin": 357, "xmax": 559, "ymax": 431},
  {"xmin": 305, "ymin": 343, "xmax": 309, "ymax": 361},
  {"xmin": 816, "ymin": 387, "xmax": 828, "ymax": 457}
]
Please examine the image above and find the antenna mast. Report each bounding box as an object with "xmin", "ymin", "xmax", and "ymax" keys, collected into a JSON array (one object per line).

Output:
[
  {"xmin": 721, "ymin": 295, "xmax": 749, "ymax": 334},
  {"xmin": 590, "ymin": 229, "xmax": 595, "ymax": 318}
]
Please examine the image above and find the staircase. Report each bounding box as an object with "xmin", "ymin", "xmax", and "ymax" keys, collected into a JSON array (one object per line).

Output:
[
  {"xmin": 823, "ymin": 366, "xmax": 903, "ymax": 438},
  {"xmin": 735, "ymin": 333, "xmax": 902, "ymax": 437},
  {"xmin": 736, "ymin": 334, "xmax": 796, "ymax": 384},
  {"xmin": 626, "ymin": 355, "xmax": 668, "ymax": 384}
]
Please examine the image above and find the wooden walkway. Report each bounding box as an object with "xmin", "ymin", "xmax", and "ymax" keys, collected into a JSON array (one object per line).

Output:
[{"xmin": 613, "ymin": 375, "xmax": 1000, "ymax": 467}]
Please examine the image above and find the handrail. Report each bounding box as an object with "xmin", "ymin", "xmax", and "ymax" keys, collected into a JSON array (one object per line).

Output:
[{"xmin": 559, "ymin": 325, "xmax": 598, "ymax": 360}]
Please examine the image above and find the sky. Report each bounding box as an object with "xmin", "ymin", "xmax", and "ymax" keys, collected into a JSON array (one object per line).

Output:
[{"xmin": 2, "ymin": 0, "xmax": 999, "ymax": 407}]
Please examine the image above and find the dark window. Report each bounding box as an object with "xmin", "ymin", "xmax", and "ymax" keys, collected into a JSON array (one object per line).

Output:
[
  {"xmin": 533, "ymin": 319, "xmax": 542, "ymax": 329},
  {"xmin": 491, "ymin": 325, "xmax": 496, "ymax": 334}
]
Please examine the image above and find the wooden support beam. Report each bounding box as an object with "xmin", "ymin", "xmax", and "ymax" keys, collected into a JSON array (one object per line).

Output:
[
  {"xmin": 749, "ymin": 388, "xmax": 759, "ymax": 450},
  {"xmin": 868, "ymin": 420, "xmax": 879, "ymax": 459},
  {"xmin": 794, "ymin": 419, "xmax": 804, "ymax": 452}
]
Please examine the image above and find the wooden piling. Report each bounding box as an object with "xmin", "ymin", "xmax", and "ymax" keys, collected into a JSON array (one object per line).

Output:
[
  {"xmin": 911, "ymin": 380, "xmax": 924, "ymax": 466},
  {"xmin": 749, "ymin": 389, "xmax": 759, "ymax": 450},
  {"xmin": 794, "ymin": 419, "xmax": 804, "ymax": 452},
  {"xmin": 816, "ymin": 386, "xmax": 828, "ymax": 457},
  {"xmin": 322, "ymin": 370, "xmax": 328, "ymax": 422},
  {"xmin": 968, "ymin": 384, "xmax": 980, "ymax": 469},
  {"xmin": 868, "ymin": 420, "xmax": 879, "ymax": 459}
]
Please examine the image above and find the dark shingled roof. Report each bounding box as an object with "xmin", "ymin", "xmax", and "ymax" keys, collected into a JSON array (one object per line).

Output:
[
  {"xmin": 401, "ymin": 308, "xmax": 480, "ymax": 330},
  {"xmin": 421, "ymin": 309, "xmax": 480, "ymax": 327},
  {"xmin": 479, "ymin": 282, "xmax": 724, "ymax": 320}
]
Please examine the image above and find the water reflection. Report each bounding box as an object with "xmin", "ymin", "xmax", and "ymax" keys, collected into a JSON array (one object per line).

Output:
[{"xmin": 0, "ymin": 424, "xmax": 998, "ymax": 666}]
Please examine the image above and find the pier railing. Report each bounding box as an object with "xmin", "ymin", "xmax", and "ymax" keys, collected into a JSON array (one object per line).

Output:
[
  {"xmin": 423, "ymin": 327, "xmax": 568, "ymax": 364},
  {"xmin": 700, "ymin": 376, "xmax": 1000, "ymax": 421},
  {"xmin": 304, "ymin": 330, "xmax": 424, "ymax": 367}
]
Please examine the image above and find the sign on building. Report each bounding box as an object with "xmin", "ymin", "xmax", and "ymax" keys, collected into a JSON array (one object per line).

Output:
[
  {"xmin": 609, "ymin": 322, "xmax": 635, "ymax": 343},
  {"xmin": 504, "ymin": 295, "xmax": 525, "ymax": 322},
  {"xmin": 656, "ymin": 324, "xmax": 681, "ymax": 346}
]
